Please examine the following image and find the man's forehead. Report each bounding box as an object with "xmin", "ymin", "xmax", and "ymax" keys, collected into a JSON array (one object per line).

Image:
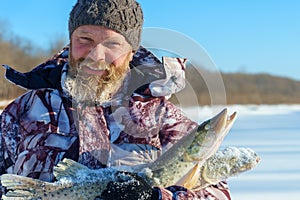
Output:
[{"xmin": 75, "ymin": 25, "xmax": 125, "ymax": 40}]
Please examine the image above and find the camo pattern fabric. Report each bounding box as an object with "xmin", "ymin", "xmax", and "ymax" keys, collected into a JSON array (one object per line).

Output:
[{"xmin": 0, "ymin": 46, "xmax": 231, "ymax": 200}]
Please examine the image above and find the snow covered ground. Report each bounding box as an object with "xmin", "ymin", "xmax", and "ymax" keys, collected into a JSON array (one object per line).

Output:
[
  {"xmin": 182, "ymin": 104, "xmax": 300, "ymax": 200},
  {"xmin": 1, "ymin": 104, "xmax": 300, "ymax": 199}
]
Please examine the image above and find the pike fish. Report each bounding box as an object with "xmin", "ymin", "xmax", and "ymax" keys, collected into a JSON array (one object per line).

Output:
[{"xmin": 1, "ymin": 108, "xmax": 258, "ymax": 199}]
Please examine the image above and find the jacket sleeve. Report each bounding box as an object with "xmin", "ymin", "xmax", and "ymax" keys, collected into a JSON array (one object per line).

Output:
[
  {"xmin": 0, "ymin": 114, "xmax": 7, "ymax": 197},
  {"xmin": 158, "ymin": 101, "xmax": 232, "ymax": 200},
  {"xmin": 0, "ymin": 99, "xmax": 21, "ymax": 196}
]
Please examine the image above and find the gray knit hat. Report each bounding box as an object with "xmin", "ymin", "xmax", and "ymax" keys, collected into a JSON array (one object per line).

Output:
[{"xmin": 69, "ymin": 0, "xmax": 143, "ymax": 51}]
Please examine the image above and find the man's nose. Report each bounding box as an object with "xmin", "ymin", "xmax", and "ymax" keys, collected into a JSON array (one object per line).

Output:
[{"xmin": 87, "ymin": 44, "xmax": 105, "ymax": 62}]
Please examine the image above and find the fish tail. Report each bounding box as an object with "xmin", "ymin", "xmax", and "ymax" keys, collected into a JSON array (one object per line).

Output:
[{"xmin": 1, "ymin": 174, "xmax": 50, "ymax": 199}]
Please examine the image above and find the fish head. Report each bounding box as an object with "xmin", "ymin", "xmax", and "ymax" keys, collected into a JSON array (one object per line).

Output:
[
  {"xmin": 183, "ymin": 108, "xmax": 237, "ymax": 162},
  {"xmin": 192, "ymin": 147, "xmax": 260, "ymax": 189},
  {"xmin": 227, "ymin": 147, "xmax": 261, "ymax": 175}
]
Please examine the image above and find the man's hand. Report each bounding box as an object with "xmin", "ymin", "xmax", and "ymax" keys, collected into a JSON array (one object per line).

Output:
[{"xmin": 100, "ymin": 171, "xmax": 159, "ymax": 200}]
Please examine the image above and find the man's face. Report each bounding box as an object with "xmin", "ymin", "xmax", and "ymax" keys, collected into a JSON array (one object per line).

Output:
[
  {"xmin": 66, "ymin": 25, "xmax": 134, "ymax": 104},
  {"xmin": 70, "ymin": 25, "xmax": 134, "ymax": 75}
]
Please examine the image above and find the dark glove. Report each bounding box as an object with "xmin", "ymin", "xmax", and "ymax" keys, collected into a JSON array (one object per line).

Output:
[{"xmin": 100, "ymin": 171, "xmax": 159, "ymax": 200}]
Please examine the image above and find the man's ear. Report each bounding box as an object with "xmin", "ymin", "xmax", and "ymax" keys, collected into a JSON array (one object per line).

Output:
[{"xmin": 129, "ymin": 51, "xmax": 135, "ymax": 61}]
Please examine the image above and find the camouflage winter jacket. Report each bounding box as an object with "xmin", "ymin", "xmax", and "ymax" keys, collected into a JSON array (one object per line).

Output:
[{"xmin": 0, "ymin": 46, "xmax": 231, "ymax": 199}]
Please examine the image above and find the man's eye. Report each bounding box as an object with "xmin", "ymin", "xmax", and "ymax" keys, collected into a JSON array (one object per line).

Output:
[
  {"xmin": 79, "ymin": 37, "xmax": 93, "ymax": 43},
  {"xmin": 104, "ymin": 41, "xmax": 121, "ymax": 48}
]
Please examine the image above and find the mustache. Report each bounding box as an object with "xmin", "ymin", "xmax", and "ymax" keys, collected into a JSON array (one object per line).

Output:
[{"xmin": 78, "ymin": 58, "xmax": 110, "ymax": 71}]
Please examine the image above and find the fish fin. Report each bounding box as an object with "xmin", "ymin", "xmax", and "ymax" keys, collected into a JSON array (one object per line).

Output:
[
  {"xmin": 175, "ymin": 162, "xmax": 201, "ymax": 189},
  {"xmin": 54, "ymin": 158, "xmax": 90, "ymax": 180},
  {"xmin": 1, "ymin": 174, "xmax": 52, "ymax": 199}
]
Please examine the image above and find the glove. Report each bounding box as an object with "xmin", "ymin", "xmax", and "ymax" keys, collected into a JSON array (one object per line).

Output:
[{"xmin": 100, "ymin": 171, "xmax": 159, "ymax": 200}]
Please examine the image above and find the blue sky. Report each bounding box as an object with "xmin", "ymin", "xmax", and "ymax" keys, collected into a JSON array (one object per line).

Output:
[{"xmin": 0, "ymin": 0, "xmax": 299, "ymax": 80}]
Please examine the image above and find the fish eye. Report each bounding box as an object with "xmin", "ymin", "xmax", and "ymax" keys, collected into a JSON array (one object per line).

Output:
[
  {"xmin": 94, "ymin": 197, "xmax": 101, "ymax": 200},
  {"xmin": 204, "ymin": 124, "xmax": 211, "ymax": 130}
]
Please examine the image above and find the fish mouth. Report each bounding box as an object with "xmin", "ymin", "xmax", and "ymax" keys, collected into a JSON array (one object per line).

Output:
[
  {"xmin": 207, "ymin": 108, "xmax": 237, "ymax": 148},
  {"xmin": 208, "ymin": 108, "xmax": 237, "ymax": 135},
  {"xmin": 194, "ymin": 108, "xmax": 237, "ymax": 161}
]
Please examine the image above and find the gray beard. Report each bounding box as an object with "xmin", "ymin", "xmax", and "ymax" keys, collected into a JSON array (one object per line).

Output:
[{"xmin": 64, "ymin": 67, "xmax": 127, "ymax": 106}]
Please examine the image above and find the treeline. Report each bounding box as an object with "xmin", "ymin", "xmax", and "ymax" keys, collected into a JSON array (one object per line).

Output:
[
  {"xmin": 1, "ymin": 25, "xmax": 300, "ymax": 106},
  {"xmin": 222, "ymin": 72, "xmax": 300, "ymax": 104},
  {"xmin": 0, "ymin": 34, "xmax": 45, "ymax": 100},
  {"xmin": 170, "ymin": 65, "xmax": 300, "ymax": 106},
  {"xmin": 0, "ymin": 20, "xmax": 66, "ymax": 101}
]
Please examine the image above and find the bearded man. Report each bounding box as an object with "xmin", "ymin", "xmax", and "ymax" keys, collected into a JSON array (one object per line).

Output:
[{"xmin": 0, "ymin": 0, "xmax": 232, "ymax": 199}]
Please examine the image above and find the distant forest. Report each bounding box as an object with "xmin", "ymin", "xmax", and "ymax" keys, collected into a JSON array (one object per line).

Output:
[
  {"xmin": 1, "ymin": 24, "xmax": 300, "ymax": 108},
  {"xmin": 0, "ymin": 20, "xmax": 66, "ymax": 102},
  {"xmin": 175, "ymin": 67, "xmax": 300, "ymax": 105}
]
